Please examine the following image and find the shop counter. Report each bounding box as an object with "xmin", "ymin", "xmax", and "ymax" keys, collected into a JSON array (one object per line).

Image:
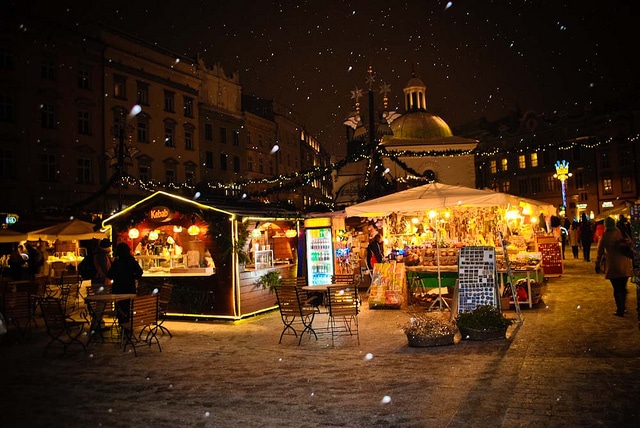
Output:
[
  {"xmin": 142, "ymin": 267, "xmax": 216, "ymax": 277},
  {"xmin": 405, "ymin": 265, "xmax": 459, "ymax": 289}
]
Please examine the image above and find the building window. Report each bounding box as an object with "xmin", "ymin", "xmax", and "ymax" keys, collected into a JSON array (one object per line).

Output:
[
  {"xmin": 546, "ymin": 176, "xmax": 556, "ymax": 192},
  {"xmin": 258, "ymin": 158, "xmax": 264, "ymax": 173},
  {"xmin": 76, "ymin": 157, "xmax": 92, "ymax": 184},
  {"xmin": 185, "ymin": 130, "xmax": 193, "ymax": 150},
  {"xmin": 0, "ymin": 51, "xmax": 14, "ymax": 69},
  {"xmin": 542, "ymin": 150, "xmax": 551, "ymax": 167},
  {"xmin": 268, "ymin": 159, "xmax": 274, "ymax": 175},
  {"xmin": 77, "ymin": 110, "xmax": 91, "ymax": 135},
  {"xmin": 233, "ymin": 156, "xmax": 240, "ymax": 173},
  {"xmin": 518, "ymin": 155, "xmax": 526, "ymax": 169},
  {"xmin": 137, "ymin": 82, "xmax": 149, "ymax": 105},
  {"xmin": 258, "ymin": 134, "xmax": 263, "ymax": 147},
  {"xmin": 621, "ymin": 175, "xmax": 633, "ymax": 193},
  {"xmin": 204, "ymin": 123, "xmax": 213, "ymax": 141},
  {"xmin": 41, "ymin": 59, "xmax": 56, "ymax": 80},
  {"xmin": 205, "ymin": 151, "xmax": 213, "ymax": 169},
  {"xmin": 501, "ymin": 180, "xmax": 510, "ymax": 193},
  {"xmin": 0, "ymin": 149, "xmax": 14, "ymax": 178},
  {"xmin": 530, "ymin": 177, "xmax": 541, "ymax": 194},
  {"xmin": 572, "ymin": 146, "xmax": 581, "ymax": 161},
  {"xmin": 530, "ymin": 152, "xmax": 538, "ymax": 167},
  {"xmin": 490, "ymin": 160, "xmax": 497, "ymax": 174},
  {"xmin": 246, "ymin": 131, "xmax": 251, "ymax": 147},
  {"xmin": 114, "ymin": 75, "xmax": 126, "ymax": 99},
  {"xmin": 518, "ymin": 178, "xmax": 528, "ymax": 195},
  {"xmin": 78, "ymin": 68, "xmax": 92, "ymax": 90},
  {"xmin": 579, "ymin": 192, "xmax": 588, "ymax": 202},
  {"xmin": 185, "ymin": 170, "xmax": 194, "ymax": 185},
  {"xmin": 501, "ymin": 158, "xmax": 508, "ymax": 172},
  {"xmin": 220, "ymin": 153, "xmax": 228, "ymax": 171},
  {"xmin": 220, "ymin": 127, "xmax": 227, "ymax": 144},
  {"xmin": 41, "ymin": 103, "xmax": 56, "ymax": 129},
  {"xmin": 602, "ymin": 176, "xmax": 613, "ymax": 195},
  {"xmin": 183, "ymin": 96, "xmax": 194, "ymax": 117},
  {"xmin": 0, "ymin": 94, "xmax": 14, "ymax": 122},
  {"xmin": 619, "ymin": 144, "xmax": 631, "ymax": 167},
  {"xmin": 164, "ymin": 90, "xmax": 175, "ymax": 112},
  {"xmin": 137, "ymin": 115, "xmax": 149, "ymax": 142},
  {"xmin": 233, "ymin": 131, "xmax": 240, "ymax": 146},
  {"xmin": 165, "ymin": 168, "xmax": 175, "ymax": 184},
  {"xmin": 165, "ymin": 126, "xmax": 175, "ymax": 147},
  {"xmin": 247, "ymin": 156, "xmax": 253, "ymax": 172},
  {"xmin": 574, "ymin": 171, "xmax": 584, "ymax": 190},
  {"xmin": 139, "ymin": 165, "xmax": 150, "ymax": 182},
  {"xmin": 40, "ymin": 153, "xmax": 57, "ymax": 181}
]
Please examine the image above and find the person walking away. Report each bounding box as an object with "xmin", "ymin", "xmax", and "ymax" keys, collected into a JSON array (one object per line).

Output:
[
  {"xmin": 107, "ymin": 242, "xmax": 143, "ymax": 323},
  {"xmin": 568, "ymin": 220, "xmax": 580, "ymax": 259},
  {"xmin": 25, "ymin": 242, "xmax": 44, "ymax": 280},
  {"xmin": 579, "ymin": 213, "xmax": 593, "ymax": 261},
  {"xmin": 595, "ymin": 217, "xmax": 634, "ymax": 317},
  {"xmin": 92, "ymin": 238, "xmax": 112, "ymax": 292},
  {"xmin": 366, "ymin": 233, "xmax": 384, "ymax": 271}
]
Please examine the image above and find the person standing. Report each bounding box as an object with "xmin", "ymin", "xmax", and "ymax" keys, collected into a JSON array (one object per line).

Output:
[
  {"xmin": 107, "ymin": 242, "xmax": 143, "ymax": 323},
  {"xmin": 92, "ymin": 238, "xmax": 112, "ymax": 291},
  {"xmin": 579, "ymin": 213, "xmax": 593, "ymax": 262},
  {"xmin": 25, "ymin": 242, "xmax": 44, "ymax": 280},
  {"xmin": 366, "ymin": 233, "xmax": 384, "ymax": 271},
  {"xmin": 595, "ymin": 217, "xmax": 634, "ymax": 317},
  {"xmin": 8, "ymin": 244, "xmax": 25, "ymax": 280},
  {"xmin": 568, "ymin": 220, "xmax": 580, "ymax": 259}
]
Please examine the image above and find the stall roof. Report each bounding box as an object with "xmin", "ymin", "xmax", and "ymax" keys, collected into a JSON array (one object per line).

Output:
[
  {"xmin": 344, "ymin": 182, "xmax": 555, "ymax": 218},
  {"xmin": 102, "ymin": 191, "xmax": 302, "ymax": 228}
]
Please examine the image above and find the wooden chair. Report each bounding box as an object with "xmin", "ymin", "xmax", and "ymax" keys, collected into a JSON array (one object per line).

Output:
[
  {"xmin": 280, "ymin": 277, "xmax": 307, "ymax": 287},
  {"xmin": 121, "ymin": 294, "xmax": 161, "ymax": 356},
  {"xmin": 59, "ymin": 277, "xmax": 81, "ymax": 316},
  {"xmin": 326, "ymin": 285, "xmax": 360, "ymax": 346},
  {"xmin": 273, "ymin": 285, "xmax": 317, "ymax": 345},
  {"xmin": 38, "ymin": 297, "xmax": 87, "ymax": 356},
  {"xmin": 331, "ymin": 273, "xmax": 356, "ymax": 286},
  {"xmin": 3, "ymin": 281, "xmax": 37, "ymax": 336},
  {"xmin": 156, "ymin": 283, "xmax": 174, "ymax": 337}
]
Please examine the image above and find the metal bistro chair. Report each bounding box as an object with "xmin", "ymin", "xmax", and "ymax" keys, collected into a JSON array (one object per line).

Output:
[
  {"xmin": 326, "ymin": 285, "xmax": 360, "ymax": 346},
  {"xmin": 274, "ymin": 285, "xmax": 317, "ymax": 345},
  {"xmin": 156, "ymin": 283, "xmax": 175, "ymax": 337},
  {"xmin": 38, "ymin": 297, "xmax": 87, "ymax": 356}
]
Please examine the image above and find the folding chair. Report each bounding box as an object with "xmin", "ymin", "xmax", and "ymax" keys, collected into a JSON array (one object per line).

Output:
[
  {"xmin": 38, "ymin": 297, "xmax": 87, "ymax": 356},
  {"xmin": 156, "ymin": 283, "xmax": 174, "ymax": 337},
  {"xmin": 274, "ymin": 285, "xmax": 317, "ymax": 345}
]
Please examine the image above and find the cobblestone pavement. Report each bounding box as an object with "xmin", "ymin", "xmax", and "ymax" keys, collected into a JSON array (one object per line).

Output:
[{"xmin": 1, "ymin": 253, "xmax": 639, "ymax": 427}]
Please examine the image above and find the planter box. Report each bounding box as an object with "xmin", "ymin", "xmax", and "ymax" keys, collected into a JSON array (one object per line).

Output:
[
  {"xmin": 406, "ymin": 333, "xmax": 455, "ymax": 347},
  {"xmin": 459, "ymin": 326, "xmax": 507, "ymax": 341}
]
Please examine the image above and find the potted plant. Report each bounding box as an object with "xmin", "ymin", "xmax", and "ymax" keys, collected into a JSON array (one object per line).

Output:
[
  {"xmin": 455, "ymin": 304, "xmax": 514, "ymax": 341},
  {"xmin": 255, "ymin": 270, "xmax": 282, "ymax": 293},
  {"xmin": 399, "ymin": 313, "xmax": 458, "ymax": 347}
]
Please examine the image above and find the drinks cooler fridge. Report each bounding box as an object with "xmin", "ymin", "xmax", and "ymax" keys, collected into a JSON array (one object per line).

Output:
[{"xmin": 305, "ymin": 226, "xmax": 334, "ymax": 285}]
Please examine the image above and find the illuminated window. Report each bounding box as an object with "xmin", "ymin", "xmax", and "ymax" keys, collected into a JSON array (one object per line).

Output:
[
  {"xmin": 490, "ymin": 160, "xmax": 497, "ymax": 174},
  {"xmin": 501, "ymin": 158, "xmax": 508, "ymax": 172},
  {"xmin": 113, "ymin": 75, "xmax": 126, "ymax": 98},
  {"xmin": 530, "ymin": 152, "xmax": 538, "ymax": 167},
  {"xmin": 501, "ymin": 180, "xmax": 510, "ymax": 192},
  {"xmin": 602, "ymin": 176, "xmax": 613, "ymax": 195},
  {"xmin": 518, "ymin": 155, "xmax": 526, "ymax": 169}
]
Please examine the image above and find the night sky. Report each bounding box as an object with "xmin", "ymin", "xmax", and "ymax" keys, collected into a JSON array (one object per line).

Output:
[{"xmin": 9, "ymin": 1, "xmax": 638, "ymax": 156}]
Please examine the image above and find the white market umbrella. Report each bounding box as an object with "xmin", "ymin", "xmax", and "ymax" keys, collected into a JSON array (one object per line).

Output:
[
  {"xmin": 0, "ymin": 229, "xmax": 28, "ymax": 243},
  {"xmin": 27, "ymin": 219, "xmax": 106, "ymax": 241}
]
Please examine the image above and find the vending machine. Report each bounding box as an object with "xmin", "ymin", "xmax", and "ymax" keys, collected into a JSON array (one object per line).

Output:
[{"xmin": 304, "ymin": 217, "xmax": 334, "ymax": 285}]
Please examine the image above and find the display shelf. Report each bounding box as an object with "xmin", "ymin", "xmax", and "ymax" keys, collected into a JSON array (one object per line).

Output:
[
  {"xmin": 536, "ymin": 236, "xmax": 563, "ymax": 277},
  {"xmin": 254, "ymin": 250, "xmax": 274, "ymax": 270}
]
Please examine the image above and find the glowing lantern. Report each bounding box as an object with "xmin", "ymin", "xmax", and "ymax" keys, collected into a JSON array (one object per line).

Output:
[
  {"xmin": 128, "ymin": 228, "xmax": 140, "ymax": 239},
  {"xmin": 285, "ymin": 229, "xmax": 297, "ymax": 238},
  {"xmin": 251, "ymin": 229, "xmax": 262, "ymax": 238},
  {"xmin": 187, "ymin": 225, "xmax": 200, "ymax": 236},
  {"xmin": 148, "ymin": 230, "xmax": 159, "ymax": 241},
  {"xmin": 173, "ymin": 225, "xmax": 183, "ymax": 233}
]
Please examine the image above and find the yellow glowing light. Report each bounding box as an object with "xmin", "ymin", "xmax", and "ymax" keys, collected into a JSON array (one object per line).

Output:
[
  {"xmin": 411, "ymin": 217, "xmax": 419, "ymax": 224},
  {"xmin": 128, "ymin": 228, "xmax": 140, "ymax": 239},
  {"xmin": 251, "ymin": 229, "xmax": 262, "ymax": 238},
  {"xmin": 148, "ymin": 230, "xmax": 159, "ymax": 241},
  {"xmin": 429, "ymin": 210, "xmax": 437, "ymax": 219},
  {"xmin": 531, "ymin": 217, "xmax": 538, "ymax": 224},
  {"xmin": 166, "ymin": 236, "xmax": 175, "ymax": 245},
  {"xmin": 444, "ymin": 211, "xmax": 451, "ymax": 219},
  {"xmin": 285, "ymin": 229, "xmax": 297, "ymax": 238},
  {"xmin": 505, "ymin": 210, "xmax": 519, "ymax": 220},
  {"xmin": 187, "ymin": 225, "xmax": 200, "ymax": 236},
  {"xmin": 173, "ymin": 225, "xmax": 183, "ymax": 233}
]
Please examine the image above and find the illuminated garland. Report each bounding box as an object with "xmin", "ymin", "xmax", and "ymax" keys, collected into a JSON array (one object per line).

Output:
[{"xmin": 77, "ymin": 133, "xmax": 639, "ymax": 207}]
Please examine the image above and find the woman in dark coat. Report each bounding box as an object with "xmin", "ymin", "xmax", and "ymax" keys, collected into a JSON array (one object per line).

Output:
[
  {"xmin": 595, "ymin": 217, "xmax": 634, "ymax": 317},
  {"xmin": 579, "ymin": 213, "xmax": 593, "ymax": 261},
  {"xmin": 107, "ymin": 242, "xmax": 143, "ymax": 323}
]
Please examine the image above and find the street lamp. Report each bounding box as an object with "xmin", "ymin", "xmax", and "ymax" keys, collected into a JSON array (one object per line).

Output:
[{"xmin": 553, "ymin": 160, "xmax": 572, "ymax": 216}]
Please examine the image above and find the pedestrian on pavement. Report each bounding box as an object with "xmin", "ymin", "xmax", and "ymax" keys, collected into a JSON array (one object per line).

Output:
[
  {"xmin": 569, "ymin": 220, "xmax": 580, "ymax": 259},
  {"xmin": 595, "ymin": 217, "xmax": 634, "ymax": 317},
  {"xmin": 107, "ymin": 242, "xmax": 143, "ymax": 323},
  {"xmin": 579, "ymin": 213, "xmax": 593, "ymax": 261},
  {"xmin": 91, "ymin": 238, "xmax": 112, "ymax": 291}
]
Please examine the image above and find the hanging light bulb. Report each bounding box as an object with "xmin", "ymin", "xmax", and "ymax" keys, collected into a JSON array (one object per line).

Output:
[
  {"xmin": 285, "ymin": 229, "xmax": 297, "ymax": 238},
  {"xmin": 173, "ymin": 225, "xmax": 183, "ymax": 233},
  {"xmin": 251, "ymin": 229, "xmax": 262, "ymax": 238},
  {"xmin": 187, "ymin": 224, "xmax": 200, "ymax": 236},
  {"xmin": 148, "ymin": 230, "xmax": 159, "ymax": 241},
  {"xmin": 128, "ymin": 227, "xmax": 140, "ymax": 239}
]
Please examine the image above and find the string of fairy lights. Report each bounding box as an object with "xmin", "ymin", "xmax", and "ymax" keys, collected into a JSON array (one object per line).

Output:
[{"xmin": 112, "ymin": 133, "xmax": 637, "ymax": 200}]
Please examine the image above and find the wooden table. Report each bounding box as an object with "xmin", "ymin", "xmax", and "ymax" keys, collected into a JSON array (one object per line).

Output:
[{"xmin": 84, "ymin": 293, "xmax": 136, "ymax": 344}]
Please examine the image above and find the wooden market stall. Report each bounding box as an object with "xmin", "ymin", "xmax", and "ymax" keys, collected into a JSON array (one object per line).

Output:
[{"xmin": 102, "ymin": 191, "xmax": 302, "ymax": 320}]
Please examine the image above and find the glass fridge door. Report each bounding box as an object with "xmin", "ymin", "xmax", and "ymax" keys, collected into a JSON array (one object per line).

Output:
[{"xmin": 305, "ymin": 227, "xmax": 334, "ymax": 285}]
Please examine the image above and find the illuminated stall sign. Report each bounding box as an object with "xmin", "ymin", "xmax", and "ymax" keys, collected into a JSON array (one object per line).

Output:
[{"xmin": 149, "ymin": 206, "xmax": 173, "ymax": 222}]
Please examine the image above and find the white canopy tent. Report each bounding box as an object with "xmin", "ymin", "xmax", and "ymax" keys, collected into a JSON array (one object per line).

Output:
[{"xmin": 345, "ymin": 182, "xmax": 555, "ymax": 218}]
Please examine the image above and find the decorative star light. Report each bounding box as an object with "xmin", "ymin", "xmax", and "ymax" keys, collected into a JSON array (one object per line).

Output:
[
  {"xmin": 379, "ymin": 82, "xmax": 391, "ymax": 97},
  {"xmin": 350, "ymin": 87, "xmax": 363, "ymax": 102}
]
